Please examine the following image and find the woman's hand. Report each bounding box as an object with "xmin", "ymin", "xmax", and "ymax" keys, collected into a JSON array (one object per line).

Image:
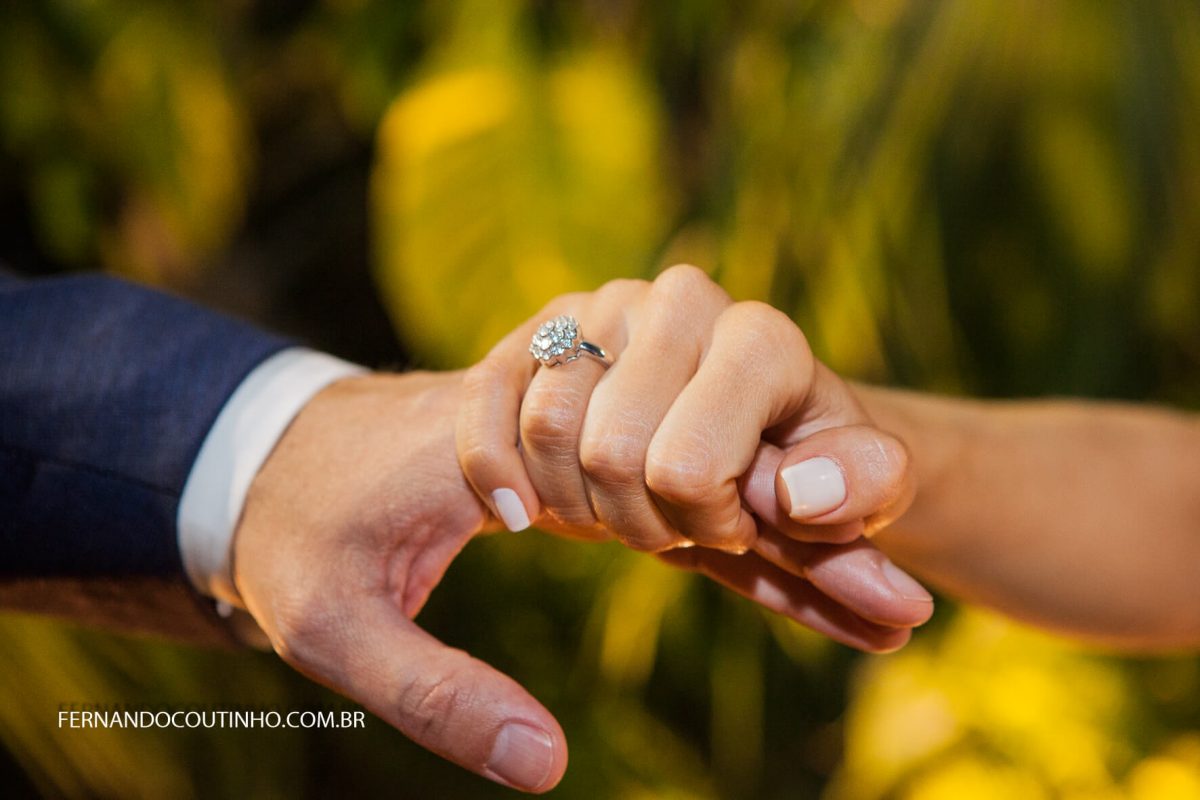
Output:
[{"xmin": 457, "ymin": 265, "xmax": 931, "ymax": 652}]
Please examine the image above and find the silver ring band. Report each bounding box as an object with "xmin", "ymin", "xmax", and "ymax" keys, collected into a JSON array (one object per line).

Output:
[{"xmin": 576, "ymin": 340, "xmax": 608, "ymax": 363}]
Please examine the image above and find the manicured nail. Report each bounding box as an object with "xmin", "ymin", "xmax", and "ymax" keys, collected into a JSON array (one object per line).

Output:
[
  {"xmin": 491, "ymin": 488, "xmax": 531, "ymax": 531},
  {"xmin": 780, "ymin": 456, "xmax": 846, "ymax": 518},
  {"xmin": 880, "ymin": 558, "xmax": 934, "ymax": 603},
  {"xmin": 752, "ymin": 573, "xmax": 790, "ymax": 612},
  {"xmin": 486, "ymin": 722, "xmax": 555, "ymax": 791}
]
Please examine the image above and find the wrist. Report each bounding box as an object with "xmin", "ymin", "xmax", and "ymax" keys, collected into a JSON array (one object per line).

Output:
[
  {"xmin": 177, "ymin": 349, "xmax": 367, "ymax": 612},
  {"xmin": 231, "ymin": 369, "xmax": 480, "ymax": 624}
]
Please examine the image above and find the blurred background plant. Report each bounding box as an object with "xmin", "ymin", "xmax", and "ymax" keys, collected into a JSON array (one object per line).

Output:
[{"xmin": 3, "ymin": 0, "xmax": 1200, "ymax": 797}]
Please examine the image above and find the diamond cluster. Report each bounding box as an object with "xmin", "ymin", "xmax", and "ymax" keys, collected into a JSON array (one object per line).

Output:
[{"xmin": 529, "ymin": 314, "xmax": 581, "ymax": 366}]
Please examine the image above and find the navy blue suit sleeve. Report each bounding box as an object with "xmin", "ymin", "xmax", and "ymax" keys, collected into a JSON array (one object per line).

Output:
[{"xmin": 0, "ymin": 271, "xmax": 293, "ymax": 580}]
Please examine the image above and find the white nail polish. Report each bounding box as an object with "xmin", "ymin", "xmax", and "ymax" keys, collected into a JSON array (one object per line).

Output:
[
  {"xmin": 780, "ymin": 456, "xmax": 846, "ymax": 519},
  {"xmin": 492, "ymin": 488, "xmax": 531, "ymax": 532}
]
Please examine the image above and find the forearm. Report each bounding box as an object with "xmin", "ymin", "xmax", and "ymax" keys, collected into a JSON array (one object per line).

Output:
[
  {"xmin": 0, "ymin": 271, "xmax": 305, "ymax": 641},
  {"xmin": 857, "ymin": 385, "xmax": 1200, "ymax": 650},
  {"xmin": 0, "ymin": 272, "xmax": 290, "ymax": 579}
]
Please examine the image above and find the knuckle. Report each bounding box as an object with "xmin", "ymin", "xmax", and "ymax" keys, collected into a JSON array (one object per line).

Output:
[
  {"xmin": 595, "ymin": 277, "xmax": 649, "ymax": 302},
  {"xmin": 647, "ymin": 266, "xmax": 731, "ymax": 332},
  {"xmin": 578, "ymin": 431, "xmax": 645, "ymax": 486},
  {"xmin": 460, "ymin": 358, "xmax": 506, "ymax": 399},
  {"xmin": 656, "ymin": 263, "xmax": 710, "ymax": 289},
  {"xmin": 721, "ymin": 302, "xmax": 816, "ymax": 386},
  {"xmin": 395, "ymin": 657, "xmax": 475, "ymax": 740},
  {"xmin": 520, "ymin": 392, "xmax": 580, "ymax": 454},
  {"xmin": 457, "ymin": 440, "xmax": 499, "ymax": 478},
  {"xmin": 644, "ymin": 447, "xmax": 721, "ymax": 506},
  {"xmin": 458, "ymin": 359, "xmax": 496, "ymax": 391},
  {"xmin": 652, "ymin": 264, "xmax": 723, "ymax": 304},
  {"xmin": 453, "ymin": 362, "xmax": 511, "ymax": 419},
  {"xmin": 732, "ymin": 301, "xmax": 809, "ymax": 353}
]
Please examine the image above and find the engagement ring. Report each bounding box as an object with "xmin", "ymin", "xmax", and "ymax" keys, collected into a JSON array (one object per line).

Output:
[{"xmin": 529, "ymin": 315, "xmax": 610, "ymax": 368}]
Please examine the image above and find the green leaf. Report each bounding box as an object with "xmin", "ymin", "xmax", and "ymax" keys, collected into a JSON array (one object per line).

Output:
[{"xmin": 370, "ymin": 11, "xmax": 675, "ymax": 366}]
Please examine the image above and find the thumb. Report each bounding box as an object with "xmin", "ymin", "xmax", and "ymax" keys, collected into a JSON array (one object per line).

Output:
[
  {"xmin": 278, "ymin": 596, "xmax": 567, "ymax": 793},
  {"xmin": 742, "ymin": 426, "xmax": 914, "ymax": 542},
  {"xmin": 739, "ymin": 444, "xmax": 933, "ymax": 627}
]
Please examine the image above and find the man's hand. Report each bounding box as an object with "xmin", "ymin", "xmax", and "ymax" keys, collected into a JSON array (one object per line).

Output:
[{"xmin": 231, "ymin": 371, "xmax": 567, "ymax": 793}]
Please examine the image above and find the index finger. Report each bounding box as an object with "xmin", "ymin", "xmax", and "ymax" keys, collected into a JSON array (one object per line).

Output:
[{"xmin": 456, "ymin": 298, "xmax": 582, "ymax": 532}]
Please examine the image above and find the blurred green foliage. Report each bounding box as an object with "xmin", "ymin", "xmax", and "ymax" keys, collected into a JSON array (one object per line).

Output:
[{"xmin": 3, "ymin": 0, "xmax": 1200, "ymax": 798}]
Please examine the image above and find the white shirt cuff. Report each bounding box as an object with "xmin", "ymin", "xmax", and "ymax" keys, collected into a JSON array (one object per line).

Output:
[{"xmin": 177, "ymin": 347, "xmax": 367, "ymax": 613}]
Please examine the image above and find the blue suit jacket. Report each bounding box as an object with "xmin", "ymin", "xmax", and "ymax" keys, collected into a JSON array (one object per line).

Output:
[{"xmin": 0, "ymin": 270, "xmax": 291, "ymax": 640}]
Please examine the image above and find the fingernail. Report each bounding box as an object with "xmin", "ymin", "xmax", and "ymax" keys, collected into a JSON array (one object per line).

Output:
[
  {"xmin": 880, "ymin": 558, "xmax": 934, "ymax": 603},
  {"xmin": 752, "ymin": 573, "xmax": 790, "ymax": 612},
  {"xmin": 491, "ymin": 488, "xmax": 531, "ymax": 532},
  {"xmin": 780, "ymin": 456, "xmax": 846, "ymax": 518},
  {"xmin": 486, "ymin": 722, "xmax": 555, "ymax": 791}
]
